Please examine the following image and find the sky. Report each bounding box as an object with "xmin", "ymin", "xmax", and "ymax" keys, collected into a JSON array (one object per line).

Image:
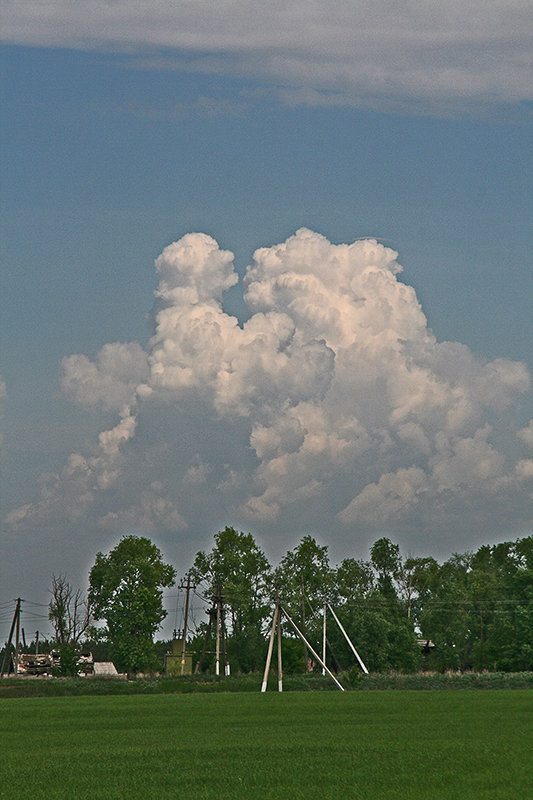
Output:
[{"xmin": 1, "ymin": 1, "xmax": 532, "ymax": 641}]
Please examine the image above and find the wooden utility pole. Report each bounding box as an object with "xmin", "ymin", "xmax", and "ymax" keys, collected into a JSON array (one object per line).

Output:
[
  {"xmin": 14, "ymin": 603, "xmax": 21, "ymax": 675},
  {"xmin": 276, "ymin": 604, "xmax": 283, "ymax": 692},
  {"xmin": 195, "ymin": 586, "xmax": 228, "ymax": 676},
  {"xmin": 180, "ymin": 572, "xmax": 192, "ymax": 676},
  {"xmin": 1, "ymin": 598, "xmax": 21, "ymax": 678},
  {"xmin": 194, "ymin": 606, "xmax": 215, "ymax": 674},
  {"xmin": 261, "ymin": 603, "xmax": 279, "ymax": 692},
  {"xmin": 215, "ymin": 586, "xmax": 221, "ymax": 677},
  {"xmin": 322, "ymin": 600, "xmax": 327, "ymax": 676}
]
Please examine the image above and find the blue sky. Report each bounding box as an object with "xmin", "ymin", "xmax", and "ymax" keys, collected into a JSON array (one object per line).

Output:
[{"xmin": 1, "ymin": 2, "xmax": 532, "ymax": 639}]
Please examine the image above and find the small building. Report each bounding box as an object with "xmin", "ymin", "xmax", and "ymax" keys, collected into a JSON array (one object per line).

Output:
[
  {"xmin": 417, "ymin": 638, "xmax": 436, "ymax": 656},
  {"xmin": 164, "ymin": 637, "xmax": 193, "ymax": 676},
  {"xmin": 92, "ymin": 661, "xmax": 119, "ymax": 676}
]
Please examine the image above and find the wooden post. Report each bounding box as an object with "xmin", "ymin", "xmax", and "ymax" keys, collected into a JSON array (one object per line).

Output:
[
  {"xmin": 281, "ymin": 606, "xmax": 345, "ymax": 691},
  {"xmin": 327, "ymin": 603, "xmax": 368, "ymax": 674},
  {"xmin": 14, "ymin": 604, "xmax": 21, "ymax": 675},
  {"xmin": 277, "ymin": 605, "xmax": 283, "ymax": 692},
  {"xmin": 215, "ymin": 589, "xmax": 221, "ymax": 677},
  {"xmin": 322, "ymin": 601, "xmax": 327, "ymax": 676},
  {"xmin": 221, "ymin": 602, "xmax": 229, "ymax": 676},
  {"xmin": 1, "ymin": 599, "xmax": 20, "ymax": 678},
  {"xmin": 180, "ymin": 572, "xmax": 191, "ymax": 676},
  {"xmin": 261, "ymin": 604, "xmax": 278, "ymax": 692}
]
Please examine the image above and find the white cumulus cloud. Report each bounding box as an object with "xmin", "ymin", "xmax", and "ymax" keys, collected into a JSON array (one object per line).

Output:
[
  {"xmin": 6, "ymin": 228, "xmax": 532, "ymax": 551},
  {"xmin": 518, "ymin": 420, "xmax": 533, "ymax": 448}
]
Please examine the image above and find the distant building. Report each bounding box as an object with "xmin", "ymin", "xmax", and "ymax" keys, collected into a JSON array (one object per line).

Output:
[
  {"xmin": 417, "ymin": 638, "xmax": 436, "ymax": 655},
  {"xmin": 92, "ymin": 661, "xmax": 119, "ymax": 676},
  {"xmin": 164, "ymin": 637, "xmax": 193, "ymax": 675}
]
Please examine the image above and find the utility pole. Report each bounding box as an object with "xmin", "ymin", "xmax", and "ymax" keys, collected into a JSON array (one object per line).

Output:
[
  {"xmin": 1, "ymin": 598, "xmax": 21, "ymax": 678},
  {"xmin": 14, "ymin": 602, "xmax": 21, "ymax": 675},
  {"xmin": 35, "ymin": 631, "xmax": 39, "ymax": 655},
  {"xmin": 322, "ymin": 600, "xmax": 327, "ymax": 676},
  {"xmin": 194, "ymin": 586, "xmax": 228, "ymax": 677},
  {"xmin": 261, "ymin": 603, "xmax": 279, "ymax": 692},
  {"xmin": 180, "ymin": 572, "xmax": 193, "ymax": 676},
  {"xmin": 215, "ymin": 584, "xmax": 222, "ymax": 677},
  {"xmin": 276, "ymin": 602, "xmax": 283, "ymax": 692}
]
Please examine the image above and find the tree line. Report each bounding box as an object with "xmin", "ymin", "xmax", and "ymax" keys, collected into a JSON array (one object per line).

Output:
[
  {"xmin": 188, "ymin": 529, "xmax": 533, "ymax": 676},
  {"xmin": 5, "ymin": 529, "xmax": 532, "ymax": 675}
]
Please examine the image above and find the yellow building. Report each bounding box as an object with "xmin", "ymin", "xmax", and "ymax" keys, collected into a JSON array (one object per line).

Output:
[{"xmin": 164, "ymin": 637, "xmax": 193, "ymax": 675}]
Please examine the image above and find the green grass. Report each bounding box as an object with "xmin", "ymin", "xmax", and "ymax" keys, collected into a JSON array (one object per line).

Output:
[
  {"xmin": 2, "ymin": 671, "xmax": 532, "ymax": 698},
  {"xmin": 0, "ymin": 691, "xmax": 531, "ymax": 799}
]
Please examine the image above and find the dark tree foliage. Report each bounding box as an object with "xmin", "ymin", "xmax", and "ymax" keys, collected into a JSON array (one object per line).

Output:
[
  {"xmin": 271, "ymin": 536, "xmax": 334, "ymax": 671},
  {"xmin": 192, "ymin": 527, "xmax": 272, "ymax": 672},
  {"xmin": 89, "ymin": 536, "xmax": 175, "ymax": 674},
  {"xmin": 417, "ymin": 538, "xmax": 533, "ymax": 671},
  {"xmin": 77, "ymin": 530, "xmax": 532, "ymax": 677},
  {"xmin": 326, "ymin": 542, "xmax": 421, "ymax": 674}
]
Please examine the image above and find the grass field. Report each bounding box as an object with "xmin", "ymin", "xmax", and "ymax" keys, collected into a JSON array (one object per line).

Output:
[{"xmin": 1, "ymin": 690, "xmax": 531, "ymax": 799}]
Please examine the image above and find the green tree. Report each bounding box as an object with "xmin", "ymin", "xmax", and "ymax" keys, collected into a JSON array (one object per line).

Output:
[
  {"xmin": 88, "ymin": 536, "xmax": 175, "ymax": 674},
  {"xmin": 415, "ymin": 539, "xmax": 533, "ymax": 673},
  {"xmin": 333, "ymin": 558, "xmax": 375, "ymax": 604},
  {"xmin": 402, "ymin": 556, "xmax": 440, "ymax": 623},
  {"xmin": 274, "ymin": 535, "xmax": 332, "ymax": 617},
  {"xmin": 273, "ymin": 536, "xmax": 333, "ymax": 671},
  {"xmin": 418, "ymin": 552, "xmax": 474, "ymax": 670},
  {"xmin": 192, "ymin": 527, "xmax": 272, "ymax": 672},
  {"xmin": 370, "ymin": 537, "xmax": 401, "ymax": 600},
  {"xmin": 474, "ymin": 538, "xmax": 533, "ymax": 671},
  {"xmin": 328, "ymin": 546, "xmax": 421, "ymax": 674}
]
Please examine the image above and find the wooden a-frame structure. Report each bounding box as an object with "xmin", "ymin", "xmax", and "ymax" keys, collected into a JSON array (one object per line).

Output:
[{"xmin": 261, "ymin": 600, "xmax": 368, "ymax": 692}]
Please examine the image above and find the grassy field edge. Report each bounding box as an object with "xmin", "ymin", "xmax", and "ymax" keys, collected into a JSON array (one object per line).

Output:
[{"xmin": 1, "ymin": 669, "xmax": 532, "ymax": 698}]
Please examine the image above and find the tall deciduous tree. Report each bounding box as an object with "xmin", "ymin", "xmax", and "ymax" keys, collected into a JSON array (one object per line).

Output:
[
  {"xmin": 273, "ymin": 536, "xmax": 333, "ymax": 670},
  {"xmin": 192, "ymin": 527, "xmax": 272, "ymax": 671},
  {"xmin": 48, "ymin": 575, "xmax": 92, "ymax": 675},
  {"xmin": 274, "ymin": 536, "xmax": 332, "ymax": 612},
  {"xmin": 88, "ymin": 536, "xmax": 175, "ymax": 673},
  {"xmin": 49, "ymin": 574, "xmax": 92, "ymax": 645}
]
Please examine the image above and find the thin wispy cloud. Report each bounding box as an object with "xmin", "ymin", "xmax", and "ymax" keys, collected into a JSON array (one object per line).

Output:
[{"xmin": 3, "ymin": 1, "xmax": 532, "ymax": 114}]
